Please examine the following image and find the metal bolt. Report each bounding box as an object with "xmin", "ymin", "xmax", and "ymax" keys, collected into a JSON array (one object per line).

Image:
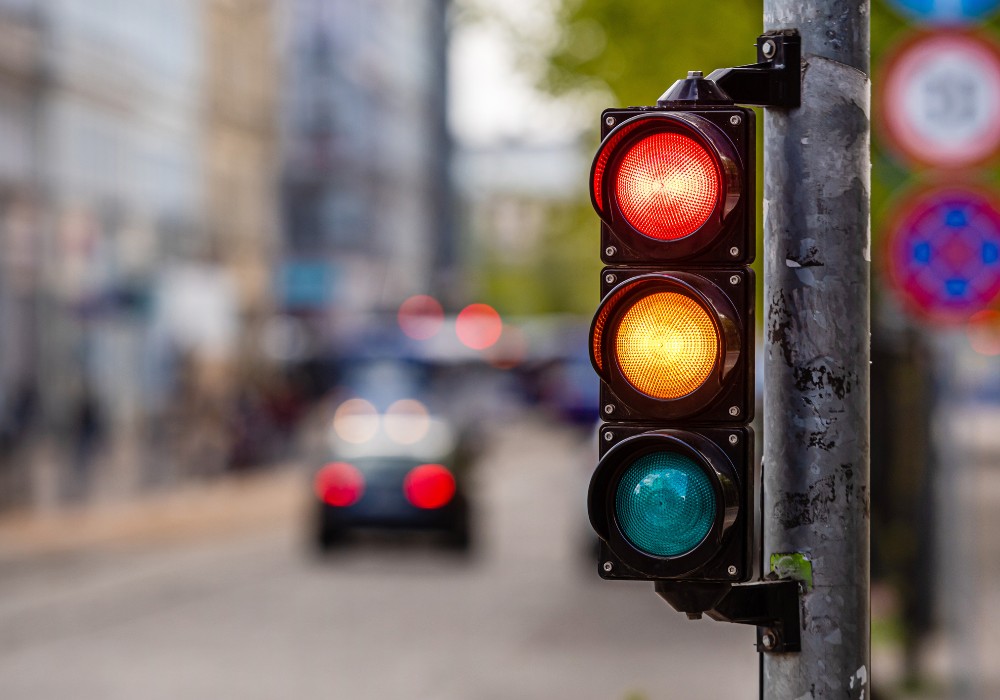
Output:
[
  {"xmin": 605, "ymin": 246, "xmax": 617, "ymax": 257},
  {"xmin": 728, "ymin": 434, "xmax": 739, "ymax": 445},
  {"xmin": 729, "ymin": 274, "xmax": 740, "ymax": 285},
  {"xmin": 762, "ymin": 40, "xmax": 776, "ymax": 59},
  {"xmin": 729, "ymin": 115, "xmax": 741, "ymax": 126},
  {"xmin": 604, "ymin": 404, "xmax": 615, "ymax": 415},
  {"xmin": 728, "ymin": 406, "xmax": 740, "ymax": 417},
  {"xmin": 687, "ymin": 70, "xmax": 704, "ymax": 79},
  {"xmin": 602, "ymin": 561, "xmax": 614, "ymax": 573},
  {"xmin": 605, "ymin": 273, "xmax": 617, "ymax": 284},
  {"xmin": 727, "ymin": 565, "xmax": 738, "ymax": 576},
  {"xmin": 603, "ymin": 431, "xmax": 614, "ymax": 442},
  {"xmin": 729, "ymin": 246, "xmax": 739, "ymax": 257},
  {"xmin": 761, "ymin": 630, "xmax": 777, "ymax": 651},
  {"xmin": 605, "ymin": 115, "xmax": 616, "ymax": 127}
]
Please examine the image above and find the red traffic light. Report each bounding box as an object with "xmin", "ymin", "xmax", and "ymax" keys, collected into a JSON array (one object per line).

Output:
[{"xmin": 592, "ymin": 113, "xmax": 746, "ymax": 262}]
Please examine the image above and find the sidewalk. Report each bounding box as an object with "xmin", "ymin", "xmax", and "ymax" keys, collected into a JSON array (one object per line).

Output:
[{"xmin": 0, "ymin": 465, "xmax": 304, "ymax": 563}]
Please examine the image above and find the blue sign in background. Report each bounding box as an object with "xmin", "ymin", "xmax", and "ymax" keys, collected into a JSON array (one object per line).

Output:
[{"xmin": 886, "ymin": 0, "xmax": 1000, "ymax": 24}]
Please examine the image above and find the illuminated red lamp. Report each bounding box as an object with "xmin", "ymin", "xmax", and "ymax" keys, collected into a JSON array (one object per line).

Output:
[
  {"xmin": 403, "ymin": 464, "xmax": 456, "ymax": 510},
  {"xmin": 591, "ymin": 113, "xmax": 744, "ymax": 262},
  {"xmin": 456, "ymin": 303, "xmax": 503, "ymax": 350},
  {"xmin": 314, "ymin": 462, "xmax": 365, "ymax": 507},
  {"xmin": 398, "ymin": 294, "xmax": 445, "ymax": 340}
]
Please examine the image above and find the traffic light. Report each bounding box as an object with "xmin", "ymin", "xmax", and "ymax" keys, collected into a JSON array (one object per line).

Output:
[{"xmin": 588, "ymin": 73, "xmax": 756, "ymax": 585}]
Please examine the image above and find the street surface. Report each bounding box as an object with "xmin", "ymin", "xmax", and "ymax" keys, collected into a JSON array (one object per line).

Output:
[{"xmin": 0, "ymin": 418, "xmax": 758, "ymax": 700}]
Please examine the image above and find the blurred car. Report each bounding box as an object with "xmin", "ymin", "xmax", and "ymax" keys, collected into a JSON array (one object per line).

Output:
[{"xmin": 311, "ymin": 358, "xmax": 474, "ymax": 551}]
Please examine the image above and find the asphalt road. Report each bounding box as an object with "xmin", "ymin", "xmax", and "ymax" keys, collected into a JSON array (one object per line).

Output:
[{"xmin": 0, "ymin": 418, "xmax": 758, "ymax": 700}]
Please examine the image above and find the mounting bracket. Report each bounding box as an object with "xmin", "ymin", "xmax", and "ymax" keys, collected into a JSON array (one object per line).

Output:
[
  {"xmin": 706, "ymin": 31, "xmax": 801, "ymax": 108},
  {"xmin": 654, "ymin": 577, "xmax": 802, "ymax": 653}
]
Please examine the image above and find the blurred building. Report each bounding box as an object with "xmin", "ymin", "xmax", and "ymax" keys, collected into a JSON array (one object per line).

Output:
[
  {"xmin": 0, "ymin": 0, "xmax": 43, "ymax": 472},
  {"xmin": 0, "ymin": 0, "xmax": 281, "ymax": 506},
  {"xmin": 203, "ymin": 0, "xmax": 279, "ymax": 345},
  {"xmin": 278, "ymin": 0, "xmax": 452, "ymax": 317},
  {"xmin": 454, "ymin": 142, "xmax": 594, "ymax": 315}
]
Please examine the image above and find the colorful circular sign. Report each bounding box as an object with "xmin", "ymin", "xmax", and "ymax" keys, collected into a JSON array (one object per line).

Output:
[
  {"xmin": 886, "ymin": 0, "xmax": 1000, "ymax": 25},
  {"xmin": 886, "ymin": 187, "xmax": 1000, "ymax": 322},
  {"xmin": 880, "ymin": 33, "xmax": 1000, "ymax": 169}
]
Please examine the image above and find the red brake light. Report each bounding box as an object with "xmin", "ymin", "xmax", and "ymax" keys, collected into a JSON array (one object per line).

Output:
[
  {"xmin": 404, "ymin": 464, "xmax": 456, "ymax": 510},
  {"xmin": 614, "ymin": 131, "xmax": 720, "ymax": 240},
  {"xmin": 314, "ymin": 462, "xmax": 365, "ymax": 507}
]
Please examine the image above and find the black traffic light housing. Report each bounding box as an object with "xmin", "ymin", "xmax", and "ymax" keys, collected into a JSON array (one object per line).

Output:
[
  {"xmin": 596, "ymin": 107, "xmax": 756, "ymax": 267},
  {"xmin": 592, "ymin": 425, "xmax": 755, "ymax": 582},
  {"xmin": 586, "ymin": 33, "xmax": 803, "ymax": 648},
  {"xmin": 595, "ymin": 267, "xmax": 754, "ymax": 424},
  {"xmin": 588, "ymin": 92, "xmax": 756, "ymax": 586}
]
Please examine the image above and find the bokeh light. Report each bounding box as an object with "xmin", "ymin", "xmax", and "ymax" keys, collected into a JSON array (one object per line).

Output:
[
  {"xmin": 398, "ymin": 294, "xmax": 445, "ymax": 340},
  {"xmin": 384, "ymin": 399, "xmax": 431, "ymax": 444},
  {"xmin": 332, "ymin": 398, "xmax": 380, "ymax": 444},
  {"xmin": 314, "ymin": 462, "xmax": 365, "ymax": 507},
  {"xmin": 456, "ymin": 303, "xmax": 503, "ymax": 350},
  {"xmin": 403, "ymin": 463, "xmax": 456, "ymax": 509},
  {"xmin": 484, "ymin": 324, "xmax": 527, "ymax": 369},
  {"xmin": 968, "ymin": 309, "xmax": 1000, "ymax": 355}
]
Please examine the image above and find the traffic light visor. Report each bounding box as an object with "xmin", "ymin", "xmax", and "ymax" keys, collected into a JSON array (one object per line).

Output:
[{"xmin": 615, "ymin": 451, "xmax": 716, "ymax": 557}]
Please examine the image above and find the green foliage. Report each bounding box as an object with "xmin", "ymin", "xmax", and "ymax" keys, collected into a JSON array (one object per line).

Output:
[
  {"xmin": 476, "ymin": 199, "xmax": 601, "ymax": 315},
  {"xmin": 464, "ymin": 0, "xmax": 1000, "ymax": 315},
  {"xmin": 543, "ymin": 0, "xmax": 762, "ymax": 107}
]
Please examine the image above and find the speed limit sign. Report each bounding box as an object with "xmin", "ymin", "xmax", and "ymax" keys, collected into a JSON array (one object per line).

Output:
[{"xmin": 880, "ymin": 32, "xmax": 1000, "ymax": 168}]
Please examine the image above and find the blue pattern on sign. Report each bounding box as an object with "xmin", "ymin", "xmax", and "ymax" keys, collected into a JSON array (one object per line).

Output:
[
  {"xmin": 946, "ymin": 278, "xmax": 969, "ymax": 297},
  {"xmin": 886, "ymin": 0, "xmax": 1000, "ymax": 23}
]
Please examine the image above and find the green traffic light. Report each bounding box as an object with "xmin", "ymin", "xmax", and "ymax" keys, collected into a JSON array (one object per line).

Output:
[{"xmin": 614, "ymin": 452, "xmax": 715, "ymax": 557}]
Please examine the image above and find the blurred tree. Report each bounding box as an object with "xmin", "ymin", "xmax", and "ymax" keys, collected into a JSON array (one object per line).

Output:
[{"xmin": 541, "ymin": 0, "xmax": 761, "ymax": 106}]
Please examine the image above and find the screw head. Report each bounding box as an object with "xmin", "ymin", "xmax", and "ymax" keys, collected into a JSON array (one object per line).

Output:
[
  {"xmin": 727, "ymin": 565, "xmax": 738, "ymax": 576},
  {"xmin": 604, "ymin": 273, "xmax": 616, "ymax": 284},
  {"xmin": 729, "ymin": 246, "xmax": 739, "ymax": 257},
  {"xmin": 604, "ymin": 404, "xmax": 615, "ymax": 415},
  {"xmin": 605, "ymin": 246, "xmax": 617, "ymax": 257},
  {"xmin": 605, "ymin": 116, "xmax": 616, "ymax": 127},
  {"xmin": 729, "ymin": 115, "xmax": 741, "ymax": 126},
  {"xmin": 729, "ymin": 274, "xmax": 740, "ymax": 285},
  {"xmin": 603, "ymin": 431, "xmax": 614, "ymax": 442},
  {"xmin": 761, "ymin": 630, "xmax": 777, "ymax": 650},
  {"xmin": 602, "ymin": 561, "xmax": 614, "ymax": 573},
  {"xmin": 728, "ymin": 434, "xmax": 739, "ymax": 445},
  {"xmin": 762, "ymin": 40, "xmax": 776, "ymax": 59},
  {"xmin": 728, "ymin": 406, "xmax": 740, "ymax": 417}
]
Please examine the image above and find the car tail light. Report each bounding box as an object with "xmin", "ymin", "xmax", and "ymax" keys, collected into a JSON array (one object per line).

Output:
[
  {"xmin": 314, "ymin": 462, "xmax": 365, "ymax": 507},
  {"xmin": 403, "ymin": 463, "xmax": 456, "ymax": 510}
]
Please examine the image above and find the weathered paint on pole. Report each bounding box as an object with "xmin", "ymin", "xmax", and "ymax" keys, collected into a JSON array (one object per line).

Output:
[{"xmin": 762, "ymin": 1, "xmax": 871, "ymax": 697}]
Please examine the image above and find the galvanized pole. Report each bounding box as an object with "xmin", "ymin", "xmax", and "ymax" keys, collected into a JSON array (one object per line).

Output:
[{"xmin": 761, "ymin": 1, "xmax": 871, "ymax": 697}]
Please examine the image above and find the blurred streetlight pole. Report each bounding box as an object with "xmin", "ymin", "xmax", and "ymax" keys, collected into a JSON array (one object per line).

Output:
[{"xmin": 761, "ymin": 1, "xmax": 871, "ymax": 697}]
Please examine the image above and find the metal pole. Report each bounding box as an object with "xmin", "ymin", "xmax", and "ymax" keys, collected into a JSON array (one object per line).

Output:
[{"xmin": 761, "ymin": 2, "xmax": 871, "ymax": 697}]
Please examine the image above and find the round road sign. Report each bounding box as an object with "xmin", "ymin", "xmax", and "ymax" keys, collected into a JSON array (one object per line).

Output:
[
  {"xmin": 886, "ymin": 187, "xmax": 1000, "ymax": 322},
  {"xmin": 880, "ymin": 32, "xmax": 1000, "ymax": 169}
]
